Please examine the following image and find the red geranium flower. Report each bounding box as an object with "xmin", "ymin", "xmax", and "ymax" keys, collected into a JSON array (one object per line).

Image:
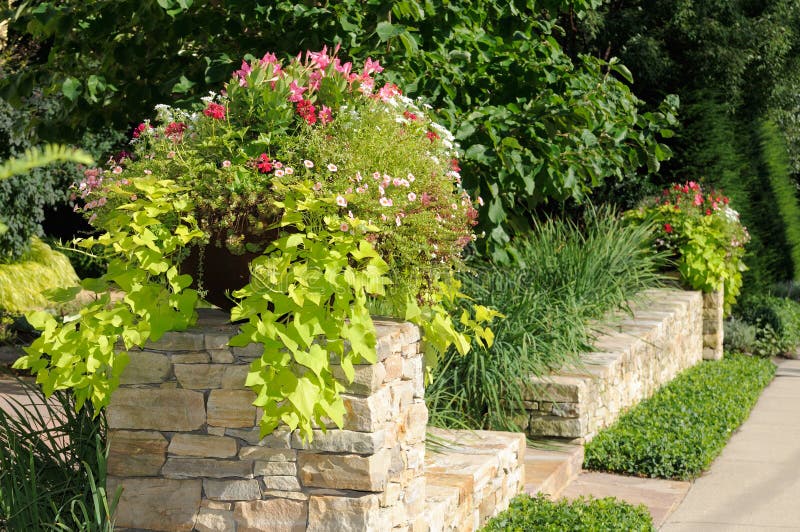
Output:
[{"xmin": 203, "ymin": 102, "xmax": 226, "ymax": 120}]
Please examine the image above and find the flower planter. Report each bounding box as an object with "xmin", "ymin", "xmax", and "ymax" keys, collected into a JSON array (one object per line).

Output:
[{"xmin": 180, "ymin": 243, "xmax": 261, "ymax": 311}]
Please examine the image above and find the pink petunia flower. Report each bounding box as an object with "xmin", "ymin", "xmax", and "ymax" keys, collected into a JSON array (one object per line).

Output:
[
  {"xmin": 380, "ymin": 197, "xmax": 393, "ymax": 207},
  {"xmin": 304, "ymin": 160, "xmax": 315, "ymax": 168},
  {"xmin": 327, "ymin": 163, "xmax": 338, "ymax": 172},
  {"xmin": 336, "ymin": 195, "xmax": 348, "ymax": 207},
  {"xmin": 313, "ymin": 182, "xmax": 323, "ymax": 191},
  {"xmin": 222, "ymin": 160, "xmax": 232, "ymax": 168},
  {"xmin": 112, "ymin": 166, "xmax": 123, "ymax": 174},
  {"xmin": 340, "ymin": 223, "xmax": 349, "ymax": 232},
  {"xmin": 407, "ymin": 192, "xmax": 417, "ymax": 202},
  {"xmin": 285, "ymin": 167, "xmax": 294, "ymax": 175}
]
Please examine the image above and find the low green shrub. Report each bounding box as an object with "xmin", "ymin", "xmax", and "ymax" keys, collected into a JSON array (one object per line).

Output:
[
  {"xmin": 584, "ymin": 353, "xmax": 775, "ymax": 479},
  {"xmin": 481, "ymin": 494, "xmax": 654, "ymax": 532},
  {"xmin": 427, "ymin": 207, "xmax": 665, "ymax": 430},
  {"xmin": 0, "ymin": 237, "xmax": 80, "ymax": 314},
  {"xmin": 737, "ymin": 295, "xmax": 800, "ymax": 356},
  {"xmin": 723, "ymin": 317, "xmax": 758, "ymax": 354}
]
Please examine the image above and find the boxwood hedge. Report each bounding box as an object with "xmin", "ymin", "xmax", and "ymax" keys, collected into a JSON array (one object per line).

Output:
[
  {"xmin": 482, "ymin": 494, "xmax": 654, "ymax": 531},
  {"xmin": 584, "ymin": 353, "xmax": 775, "ymax": 479}
]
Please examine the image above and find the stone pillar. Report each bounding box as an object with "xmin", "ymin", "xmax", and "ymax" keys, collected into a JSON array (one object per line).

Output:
[
  {"xmin": 107, "ymin": 309, "xmax": 427, "ymax": 532},
  {"xmin": 703, "ymin": 288, "xmax": 724, "ymax": 360}
]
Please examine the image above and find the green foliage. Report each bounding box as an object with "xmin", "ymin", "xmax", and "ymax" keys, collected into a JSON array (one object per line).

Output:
[
  {"xmin": 723, "ymin": 317, "xmax": 759, "ymax": 354},
  {"xmin": 756, "ymin": 119, "xmax": 800, "ymax": 280},
  {"xmin": 0, "ymin": 237, "xmax": 80, "ymax": 313},
  {"xmin": 0, "ymin": 145, "xmax": 93, "ymax": 181},
  {"xmin": 735, "ymin": 295, "xmax": 800, "ymax": 356},
  {"xmin": 0, "ymin": 375, "xmax": 118, "ymax": 530},
  {"xmin": 17, "ymin": 51, "xmax": 495, "ymax": 442},
  {"xmin": 625, "ymin": 182, "xmax": 749, "ymax": 312},
  {"xmin": 481, "ymin": 494, "xmax": 654, "ymax": 532},
  {"xmin": 584, "ymin": 353, "xmax": 776, "ymax": 479},
  {"xmin": 581, "ymin": 0, "xmax": 800, "ymax": 114},
  {"xmin": 229, "ymin": 184, "xmax": 392, "ymax": 437},
  {"xmin": 5, "ymin": 1, "xmax": 674, "ymax": 259},
  {"xmin": 13, "ymin": 178, "xmax": 205, "ymax": 412},
  {"xmin": 427, "ymin": 207, "xmax": 665, "ymax": 430},
  {"xmin": 676, "ymin": 95, "xmax": 792, "ymax": 293}
]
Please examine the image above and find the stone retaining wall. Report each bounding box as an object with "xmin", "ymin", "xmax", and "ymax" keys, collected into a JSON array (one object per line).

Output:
[
  {"xmin": 703, "ymin": 288, "xmax": 724, "ymax": 360},
  {"xmin": 108, "ymin": 309, "xmax": 427, "ymax": 531},
  {"xmin": 524, "ymin": 289, "xmax": 704, "ymax": 442}
]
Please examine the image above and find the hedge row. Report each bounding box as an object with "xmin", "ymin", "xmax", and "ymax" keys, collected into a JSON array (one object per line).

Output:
[
  {"xmin": 584, "ymin": 353, "xmax": 775, "ymax": 479},
  {"xmin": 482, "ymin": 494, "xmax": 653, "ymax": 532}
]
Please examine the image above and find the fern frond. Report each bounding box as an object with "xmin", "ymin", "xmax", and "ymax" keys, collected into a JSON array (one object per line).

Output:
[{"xmin": 0, "ymin": 144, "xmax": 94, "ymax": 180}]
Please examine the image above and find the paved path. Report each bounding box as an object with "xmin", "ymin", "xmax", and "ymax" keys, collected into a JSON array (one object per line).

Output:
[
  {"xmin": 662, "ymin": 358, "xmax": 800, "ymax": 531},
  {"xmin": 561, "ymin": 471, "xmax": 690, "ymax": 528}
]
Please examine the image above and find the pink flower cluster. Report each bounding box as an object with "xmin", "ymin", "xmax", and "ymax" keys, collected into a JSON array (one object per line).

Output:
[{"xmin": 231, "ymin": 46, "xmax": 405, "ymax": 129}]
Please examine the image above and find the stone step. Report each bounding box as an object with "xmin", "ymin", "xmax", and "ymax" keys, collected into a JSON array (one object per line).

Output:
[
  {"xmin": 523, "ymin": 441, "xmax": 584, "ymax": 499},
  {"xmin": 423, "ymin": 428, "xmax": 526, "ymax": 532}
]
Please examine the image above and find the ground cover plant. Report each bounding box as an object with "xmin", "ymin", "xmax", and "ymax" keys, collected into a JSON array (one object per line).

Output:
[
  {"xmin": 481, "ymin": 494, "xmax": 654, "ymax": 532},
  {"xmin": 427, "ymin": 207, "xmax": 665, "ymax": 430},
  {"xmin": 584, "ymin": 353, "xmax": 775, "ymax": 479},
  {"xmin": 0, "ymin": 375, "xmax": 116, "ymax": 530}
]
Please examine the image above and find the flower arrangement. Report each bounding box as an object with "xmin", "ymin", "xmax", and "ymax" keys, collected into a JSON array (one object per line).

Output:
[
  {"xmin": 15, "ymin": 46, "xmax": 498, "ymax": 440},
  {"xmin": 625, "ymin": 181, "xmax": 750, "ymax": 312}
]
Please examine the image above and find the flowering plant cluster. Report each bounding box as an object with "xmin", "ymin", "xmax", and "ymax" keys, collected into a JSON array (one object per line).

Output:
[
  {"xmin": 18, "ymin": 47, "xmax": 497, "ymax": 440},
  {"xmin": 625, "ymin": 181, "xmax": 750, "ymax": 312}
]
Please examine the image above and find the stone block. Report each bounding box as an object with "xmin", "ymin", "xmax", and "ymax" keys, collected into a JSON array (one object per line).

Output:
[
  {"xmin": 209, "ymin": 349, "xmax": 235, "ymax": 363},
  {"xmin": 525, "ymin": 376, "xmax": 585, "ymax": 403},
  {"xmin": 307, "ymin": 493, "xmax": 389, "ymax": 532},
  {"xmin": 227, "ymin": 427, "xmax": 292, "ymax": 447},
  {"xmin": 168, "ymin": 434, "xmax": 238, "ymax": 458},
  {"xmin": 195, "ymin": 508, "xmax": 235, "ymax": 532},
  {"xmin": 221, "ymin": 365, "xmax": 250, "ymax": 389},
  {"xmin": 341, "ymin": 387, "xmax": 392, "ymax": 432},
  {"xmin": 108, "ymin": 430, "xmax": 167, "ymax": 476},
  {"xmin": 383, "ymin": 354, "xmax": 403, "ymax": 381},
  {"xmin": 204, "ymin": 479, "xmax": 262, "ymax": 501},
  {"xmin": 149, "ymin": 330, "xmax": 205, "ymax": 351},
  {"xmin": 528, "ymin": 415, "xmax": 583, "ymax": 439},
  {"xmin": 162, "ymin": 458, "xmax": 253, "ymax": 479},
  {"xmin": 299, "ymin": 449, "xmax": 391, "ymax": 491},
  {"xmin": 109, "ymin": 478, "xmax": 201, "ymax": 531},
  {"xmin": 171, "ymin": 352, "xmax": 211, "ymax": 363},
  {"xmin": 120, "ymin": 351, "xmax": 171, "ymax": 384},
  {"xmin": 232, "ymin": 342, "xmax": 264, "ymax": 359},
  {"xmin": 207, "ymin": 389, "xmax": 257, "ymax": 428},
  {"xmin": 290, "ymin": 429, "xmax": 386, "ymax": 454},
  {"xmin": 234, "ymin": 499, "xmax": 308, "ymax": 532},
  {"xmin": 402, "ymin": 402, "xmax": 428, "ymax": 444},
  {"xmin": 108, "ymin": 388, "xmax": 205, "ymax": 431},
  {"xmin": 205, "ymin": 333, "xmax": 232, "ymax": 351},
  {"xmin": 240, "ymin": 446, "xmax": 297, "ymax": 461},
  {"xmin": 174, "ymin": 363, "xmax": 226, "ymax": 389},
  {"xmin": 331, "ymin": 361, "xmax": 386, "ymax": 396},
  {"xmin": 254, "ymin": 461, "xmax": 297, "ymax": 476},
  {"xmin": 262, "ymin": 475, "xmax": 303, "ymax": 491}
]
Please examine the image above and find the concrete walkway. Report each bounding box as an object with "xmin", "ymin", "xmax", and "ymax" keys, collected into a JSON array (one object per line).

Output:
[{"xmin": 662, "ymin": 357, "xmax": 800, "ymax": 531}]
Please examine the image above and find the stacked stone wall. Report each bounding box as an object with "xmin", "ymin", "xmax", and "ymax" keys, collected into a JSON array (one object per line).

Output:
[
  {"xmin": 703, "ymin": 288, "xmax": 724, "ymax": 360},
  {"xmin": 524, "ymin": 289, "xmax": 704, "ymax": 442},
  {"xmin": 108, "ymin": 310, "xmax": 427, "ymax": 531}
]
